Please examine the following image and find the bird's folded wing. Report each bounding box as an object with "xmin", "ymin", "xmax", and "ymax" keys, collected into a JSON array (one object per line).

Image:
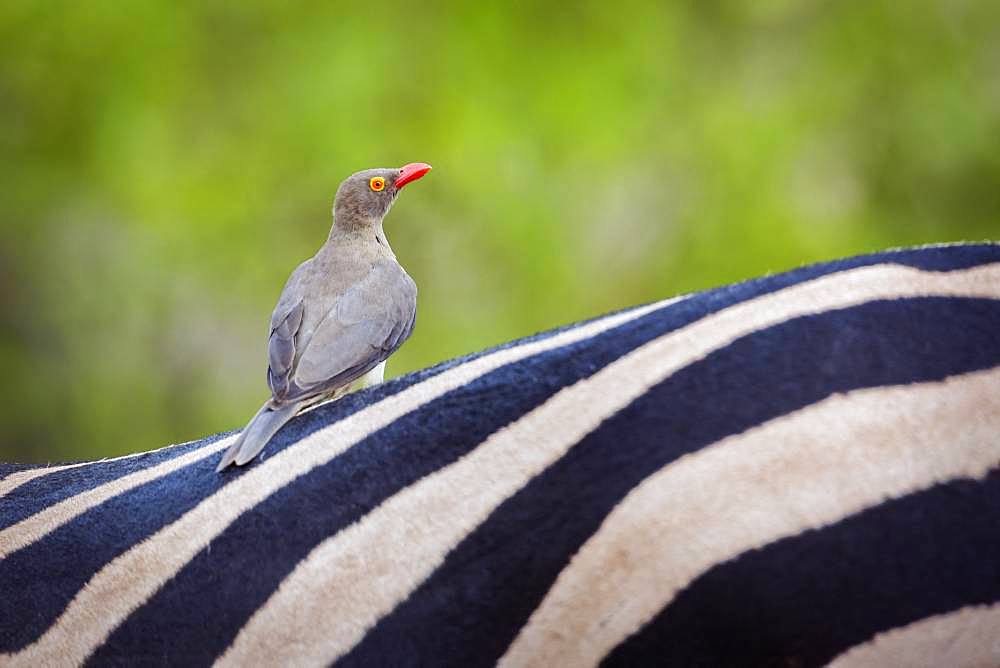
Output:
[
  {"xmin": 267, "ymin": 297, "xmax": 304, "ymax": 401},
  {"xmin": 293, "ymin": 261, "xmax": 417, "ymax": 391}
]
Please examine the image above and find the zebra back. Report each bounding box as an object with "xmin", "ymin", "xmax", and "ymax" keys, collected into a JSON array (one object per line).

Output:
[{"xmin": 2, "ymin": 242, "xmax": 999, "ymax": 666}]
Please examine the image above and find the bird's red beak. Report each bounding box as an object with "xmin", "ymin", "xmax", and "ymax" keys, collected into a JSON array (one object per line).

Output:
[{"xmin": 395, "ymin": 162, "xmax": 432, "ymax": 189}]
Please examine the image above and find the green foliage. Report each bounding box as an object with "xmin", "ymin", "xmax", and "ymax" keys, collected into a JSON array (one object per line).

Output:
[{"xmin": 2, "ymin": 1, "xmax": 998, "ymax": 461}]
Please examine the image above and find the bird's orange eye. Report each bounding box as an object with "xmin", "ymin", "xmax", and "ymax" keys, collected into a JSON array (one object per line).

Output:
[{"xmin": 369, "ymin": 177, "xmax": 386, "ymax": 192}]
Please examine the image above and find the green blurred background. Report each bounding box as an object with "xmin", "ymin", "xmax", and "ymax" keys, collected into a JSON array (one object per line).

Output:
[{"xmin": 2, "ymin": 1, "xmax": 998, "ymax": 463}]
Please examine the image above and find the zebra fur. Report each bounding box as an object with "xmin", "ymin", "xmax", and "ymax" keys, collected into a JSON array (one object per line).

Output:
[{"xmin": 1, "ymin": 242, "xmax": 999, "ymax": 666}]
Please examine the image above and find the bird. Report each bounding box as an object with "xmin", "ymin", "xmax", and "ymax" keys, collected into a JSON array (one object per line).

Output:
[{"xmin": 216, "ymin": 162, "xmax": 431, "ymax": 471}]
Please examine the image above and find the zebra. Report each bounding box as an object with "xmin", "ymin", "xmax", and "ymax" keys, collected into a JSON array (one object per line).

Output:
[{"xmin": 1, "ymin": 242, "xmax": 999, "ymax": 667}]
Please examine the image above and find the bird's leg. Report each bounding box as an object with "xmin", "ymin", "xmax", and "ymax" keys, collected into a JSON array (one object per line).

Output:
[
  {"xmin": 298, "ymin": 384, "xmax": 353, "ymax": 414},
  {"xmin": 357, "ymin": 361, "xmax": 386, "ymax": 388},
  {"xmin": 301, "ymin": 362, "xmax": 387, "ymax": 418}
]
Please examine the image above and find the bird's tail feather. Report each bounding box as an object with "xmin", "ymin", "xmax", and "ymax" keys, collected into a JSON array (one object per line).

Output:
[{"xmin": 216, "ymin": 401, "xmax": 302, "ymax": 472}]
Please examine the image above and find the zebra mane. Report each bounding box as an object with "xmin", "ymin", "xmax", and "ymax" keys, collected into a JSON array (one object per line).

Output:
[{"xmin": 2, "ymin": 242, "xmax": 1000, "ymax": 666}]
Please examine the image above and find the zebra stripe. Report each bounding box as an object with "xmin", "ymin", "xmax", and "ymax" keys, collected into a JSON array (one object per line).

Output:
[{"xmin": 0, "ymin": 243, "xmax": 997, "ymax": 666}]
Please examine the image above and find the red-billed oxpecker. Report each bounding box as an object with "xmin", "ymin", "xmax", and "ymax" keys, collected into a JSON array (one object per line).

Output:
[{"xmin": 217, "ymin": 163, "xmax": 432, "ymax": 471}]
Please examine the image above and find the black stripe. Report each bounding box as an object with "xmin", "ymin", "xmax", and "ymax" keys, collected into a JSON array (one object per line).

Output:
[
  {"xmin": 604, "ymin": 470, "xmax": 1000, "ymax": 667},
  {"xmin": 1, "ymin": 243, "xmax": 995, "ymax": 526},
  {"xmin": 339, "ymin": 297, "xmax": 1000, "ymax": 667}
]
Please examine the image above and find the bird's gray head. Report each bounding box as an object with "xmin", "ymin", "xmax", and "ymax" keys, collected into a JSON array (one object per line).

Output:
[{"xmin": 333, "ymin": 163, "xmax": 432, "ymax": 227}]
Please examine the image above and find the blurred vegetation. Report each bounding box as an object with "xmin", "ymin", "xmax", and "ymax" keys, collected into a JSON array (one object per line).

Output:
[{"xmin": 1, "ymin": 1, "xmax": 998, "ymax": 463}]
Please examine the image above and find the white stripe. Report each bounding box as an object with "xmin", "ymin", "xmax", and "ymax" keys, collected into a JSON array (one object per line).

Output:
[
  {"xmin": 500, "ymin": 366, "xmax": 1000, "ymax": 666},
  {"xmin": 217, "ymin": 262, "xmax": 1000, "ymax": 666},
  {"xmin": 0, "ymin": 296, "xmax": 680, "ymax": 665},
  {"xmin": 828, "ymin": 603, "xmax": 1000, "ymax": 668}
]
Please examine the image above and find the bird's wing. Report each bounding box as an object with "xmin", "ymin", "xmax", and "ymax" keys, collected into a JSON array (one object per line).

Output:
[
  {"xmin": 266, "ymin": 296, "xmax": 305, "ymax": 402},
  {"xmin": 291, "ymin": 260, "xmax": 417, "ymax": 396}
]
